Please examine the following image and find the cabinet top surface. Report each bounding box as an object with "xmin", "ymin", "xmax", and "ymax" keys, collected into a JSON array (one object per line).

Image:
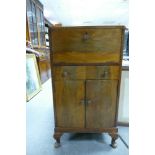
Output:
[{"xmin": 51, "ymin": 25, "xmax": 125, "ymax": 30}]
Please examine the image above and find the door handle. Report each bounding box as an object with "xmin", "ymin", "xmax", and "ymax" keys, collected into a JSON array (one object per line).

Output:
[
  {"xmin": 83, "ymin": 32, "xmax": 89, "ymax": 41},
  {"xmin": 80, "ymin": 99, "xmax": 85, "ymax": 104},
  {"xmin": 86, "ymin": 99, "xmax": 92, "ymax": 104}
]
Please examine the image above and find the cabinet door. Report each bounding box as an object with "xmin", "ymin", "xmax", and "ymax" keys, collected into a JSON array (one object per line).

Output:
[
  {"xmin": 54, "ymin": 80, "xmax": 85, "ymax": 128},
  {"xmin": 39, "ymin": 60, "xmax": 48, "ymax": 83},
  {"xmin": 26, "ymin": 0, "xmax": 39, "ymax": 46},
  {"xmin": 86, "ymin": 80, "xmax": 118, "ymax": 128}
]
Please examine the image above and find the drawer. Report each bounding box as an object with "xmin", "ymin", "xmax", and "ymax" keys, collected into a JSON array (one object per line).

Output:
[
  {"xmin": 86, "ymin": 66, "xmax": 120, "ymax": 79},
  {"xmin": 53, "ymin": 66, "xmax": 85, "ymax": 80},
  {"xmin": 51, "ymin": 26, "xmax": 125, "ymax": 64},
  {"xmin": 53, "ymin": 66, "xmax": 120, "ymax": 80}
]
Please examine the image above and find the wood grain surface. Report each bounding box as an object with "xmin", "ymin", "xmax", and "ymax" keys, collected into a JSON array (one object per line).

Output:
[
  {"xmin": 86, "ymin": 80, "xmax": 118, "ymax": 128},
  {"xmin": 51, "ymin": 27, "xmax": 123, "ymax": 53},
  {"xmin": 49, "ymin": 26, "xmax": 125, "ymax": 146},
  {"xmin": 53, "ymin": 66, "xmax": 120, "ymax": 80},
  {"xmin": 54, "ymin": 80, "xmax": 85, "ymax": 128}
]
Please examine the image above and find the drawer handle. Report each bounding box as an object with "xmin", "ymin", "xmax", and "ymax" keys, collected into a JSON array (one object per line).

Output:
[
  {"xmin": 86, "ymin": 99, "xmax": 92, "ymax": 104},
  {"xmin": 80, "ymin": 99, "xmax": 92, "ymax": 104},
  {"xmin": 83, "ymin": 32, "xmax": 89, "ymax": 41},
  {"xmin": 62, "ymin": 71, "xmax": 68, "ymax": 77}
]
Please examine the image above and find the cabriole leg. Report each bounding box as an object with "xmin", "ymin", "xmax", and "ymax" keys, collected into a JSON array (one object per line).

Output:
[
  {"xmin": 53, "ymin": 132, "xmax": 63, "ymax": 148},
  {"xmin": 109, "ymin": 132, "xmax": 118, "ymax": 148}
]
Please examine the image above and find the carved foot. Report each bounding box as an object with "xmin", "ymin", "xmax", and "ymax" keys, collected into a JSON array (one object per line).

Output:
[
  {"xmin": 109, "ymin": 132, "xmax": 118, "ymax": 148},
  {"xmin": 111, "ymin": 138, "xmax": 117, "ymax": 148},
  {"xmin": 54, "ymin": 142, "xmax": 61, "ymax": 148},
  {"xmin": 53, "ymin": 132, "xmax": 63, "ymax": 148}
]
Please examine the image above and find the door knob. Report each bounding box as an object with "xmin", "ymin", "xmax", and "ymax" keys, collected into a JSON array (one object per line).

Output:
[
  {"xmin": 62, "ymin": 71, "xmax": 68, "ymax": 77},
  {"xmin": 87, "ymin": 100, "xmax": 92, "ymax": 104},
  {"xmin": 80, "ymin": 100, "xmax": 85, "ymax": 104}
]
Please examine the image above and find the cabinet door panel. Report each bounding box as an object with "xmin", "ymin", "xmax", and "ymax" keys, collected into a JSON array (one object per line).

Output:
[
  {"xmin": 54, "ymin": 80, "xmax": 85, "ymax": 128},
  {"xmin": 86, "ymin": 80, "xmax": 118, "ymax": 128},
  {"xmin": 39, "ymin": 60, "xmax": 48, "ymax": 83}
]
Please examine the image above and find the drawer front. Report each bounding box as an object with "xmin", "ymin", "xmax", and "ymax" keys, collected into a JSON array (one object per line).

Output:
[
  {"xmin": 53, "ymin": 66, "xmax": 85, "ymax": 80},
  {"xmin": 53, "ymin": 66, "xmax": 120, "ymax": 80},
  {"xmin": 51, "ymin": 26, "xmax": 124, "ymax": 64},
  {"xmin": 86, "ymin": 66, "xmax": 120, "ymax": 80}
]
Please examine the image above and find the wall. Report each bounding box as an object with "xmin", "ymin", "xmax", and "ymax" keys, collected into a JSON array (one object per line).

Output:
[
  {"xmin": 118, "ymin": 70, "xmax": 129, "ymax": 123},
  {"xmin": 40, "ymin": 0, "xmax": 129, "ymax": 27}
]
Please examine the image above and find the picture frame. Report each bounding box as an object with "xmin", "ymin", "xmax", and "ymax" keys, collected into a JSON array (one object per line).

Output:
[{"xmin": 26, "ymin": 53, "xmax": 42, "ymax": 101}]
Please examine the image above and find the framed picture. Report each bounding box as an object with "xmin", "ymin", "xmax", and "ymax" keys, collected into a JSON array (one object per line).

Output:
[{"xmin": 26, "ymin": 53, "xmax": 42, "ymax": 101}]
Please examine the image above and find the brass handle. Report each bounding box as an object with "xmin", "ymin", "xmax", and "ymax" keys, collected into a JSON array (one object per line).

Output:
[
  {"xmin": 87, "ymin": 100, "xmax": 92, "ymax": 104},
  {"xmin": 83, "ymin": 32, "xmax": 89, "ymax": 41},
  {"xmin": 80, "ymin": 100, "xmax": 85, "ymax": 104},
  {"xmin": 81, "ymin": 99, "xmax": 92, "ymax": 104},
  {"xmin": 62, "ymin": 71, "xmax": 68, "ymax": 77}
]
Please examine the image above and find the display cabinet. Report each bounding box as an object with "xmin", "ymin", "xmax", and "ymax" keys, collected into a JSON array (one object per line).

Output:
[{"xmin": 26, "ymin": 0, "xmax": 51, "ymax": 83}]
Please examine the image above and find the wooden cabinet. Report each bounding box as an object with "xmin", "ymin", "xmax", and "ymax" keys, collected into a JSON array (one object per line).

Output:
[
  {"xmin": 26, "ymin": 0, "xmax": 45, "ymax": 48},
  {"xmin": 50, "ymin": 26, "xmax": 125, "ymax": 148}
]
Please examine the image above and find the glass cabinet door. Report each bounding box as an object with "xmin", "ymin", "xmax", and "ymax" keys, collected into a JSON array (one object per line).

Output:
[
  {"xmin": 37, "ymin": 7, "xmax": 45, "ymax": 46},
  {"xmin": 26, "ymin": 0, "xmax": 39, "ymax": 46},
  {"xmin": 31, "ymin": 1, "xmax": 38, "ymax": 46}
]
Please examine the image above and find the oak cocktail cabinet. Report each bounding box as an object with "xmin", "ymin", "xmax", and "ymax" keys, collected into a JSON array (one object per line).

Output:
[{"xmin": 49, "ymin": 26, "xmax": 125, "ymax": 148}]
